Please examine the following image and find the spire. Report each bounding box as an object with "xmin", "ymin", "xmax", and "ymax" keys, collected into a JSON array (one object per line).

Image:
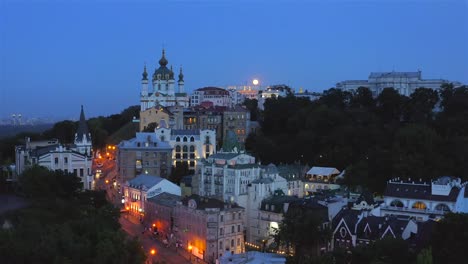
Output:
[
  {"xmin": 170, "ymin": 65, "xmax": 174, "ymax": 79},
  {"xmin": 159, "ymin": 49, "xmax": 168, "ymax": 67},
  {"xmin": 76, "ymin": 105, "xmax": 91, "ymax": 143},
  {"xmin": 142, "ymin": 64, "xmax": 148, "ymax": 81},
  {"xmin": 178, "ymin": 66, "xmax": 184, "ymax": 82}
]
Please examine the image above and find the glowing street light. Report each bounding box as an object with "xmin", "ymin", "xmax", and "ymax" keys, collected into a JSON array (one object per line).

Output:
[
  {"xmin": 150, "ymin": 249, "xmax": 156, "ymax": 255},
  {"xmin": 252, "ymin": 79, "xmax": 259, "ymax": 86}
]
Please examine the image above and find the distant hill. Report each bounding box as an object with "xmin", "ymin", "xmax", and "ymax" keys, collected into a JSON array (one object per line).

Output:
[{"xmin": 0, "ymin": 124, "xmax": 53, "ymax": 139}]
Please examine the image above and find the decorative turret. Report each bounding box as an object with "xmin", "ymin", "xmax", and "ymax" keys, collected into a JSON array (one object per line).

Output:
[
  {"xmin": 141, "ymin": 64, "xmax": 149, "ymax": 96},
  {"xmin": 178, "ymin": 67, "xmax": 184, "ymax": 82},
  {"xmin": 159, "ymin": 49, "xmax": 168, "ymax": 67},
  {"xmin": 170, "ymin": 65, "xmax": 175, "ymax": 80},
  {"xmin": 142, "ymin": 64, "xmax": 148, "ymax": 81},
  {"xmin": 178, "ymin": 66, "xmax": 185, "ymax": 93}
]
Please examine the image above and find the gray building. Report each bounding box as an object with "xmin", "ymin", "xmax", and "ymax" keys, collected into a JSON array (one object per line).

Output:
[
  {"xmin": 336, "ymin": 71, "xmax": 463, "ymax": 97},
  {"xmin": 117, "ymin": 133, "xmax": 172, "ymax": 183}
]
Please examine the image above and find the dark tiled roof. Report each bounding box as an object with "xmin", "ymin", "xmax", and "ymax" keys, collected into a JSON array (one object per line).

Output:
[
  {"xmin": 181, "ymin": 194, "xmax": 242, "ymax": 211},
  {"xmin": 332, "ymin": 208, "xmax": 362, "ymax": 233},
  {"xmin": 384, "ymin": 182, "xmax": 460, "ymax": 202},
  {"xmin": 147, "ymin": 192, "xmax": 180, "ymax": 207},
  {"xmin": 261, "ymin": 195, "xmax": 301, "ymax": 213}
]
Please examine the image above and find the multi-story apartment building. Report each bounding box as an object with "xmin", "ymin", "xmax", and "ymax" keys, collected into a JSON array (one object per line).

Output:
[
  {"xmin": 15, "ymin": 106, "xmax": 93, "ymax": 190},
  {"xmin": 194, "ymin": 152, "xmax": 260, "ymax": 202},
  {"xmin": 154, "ymin": 127, "xmax": 216, "ymax": 171},
  {"xmin": 117, "ymin": 133, "xmax": 172, "ymax": 183},
  {"xmin": 303, "ymin": 167, "xmax": 342, "ymax": 195},
  {"xmin": 251, "ymin": 192, "xmax": 301, "ymax": 249},
  {"xmin": 335, "ymin": 70, "xmax": 463, "ymax": 97},
  {"xmin": 191, "ymin": 87, "xmax": 231, "ymax": 107},
  {"xmin": 123, "ymin": 174, "xmax": 181, "ymax": 216},
  {"xmin": 174, "ymin": 195, "xmax": 245, "ymax": 263},
  {"xmin": 222, "ymin": 106, "xmax": 250, "ymax": 144}
]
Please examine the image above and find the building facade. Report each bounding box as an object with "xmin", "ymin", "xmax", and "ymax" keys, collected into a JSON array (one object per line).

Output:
[
  {"xmin": 381, "ymin": 176, "xmax": 468, "ymax": 221},
  {"xmin": 154, "ymin": 127, "xmax": 216, "ymax": 170},
  {"xmin": 174, "ymin": 195, "xmax": 245, "ymax": 263},
  {"xmin": 15, "ymin": 106, "xmax": 93, "ymax": 190},
  {"xmin": 336, "ymin": 71, "xmax": 463, "ymax": 97},
  {"xmin": 191, "ymin": 87, "xmax": 231, "ymax": 107},
  {"xmin": 222, "ymin": 106, "xmax": 250, "ymax": 144},
  {"xmin": 123, "ymin": 174, "xmax": 181, "ymax": 215},
  {"xmin": 139, "ymin": 105, "xmax": 173, "ymax": 132},
  {"xmin": 117, "ymin": 133, "xmax": 172, "ymax": 183},
  {"xmin": 140, "ymin": 49, "xmax": 189, "ymax": 110},
  {"xmin": 144, "ymin": 192, "xmax": 181, "ymax": 237}
]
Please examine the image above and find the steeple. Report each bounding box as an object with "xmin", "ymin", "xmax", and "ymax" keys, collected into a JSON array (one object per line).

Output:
[
  {"xmin": 75, "ymin": 105, "xmax": 92, "ymax": 156},
  {"xmin": 170, "ymin": 65, "xmax": 175, "ymax": 79},
  {"xmin": 159, "ymin": 49, "xmax": 168, "ymax": 67},
  {"xmin": 178, "ymin": 67, "xmax": 184, "ymax": 82},
  {"xmin": 142, "ymin": 64, "xmax": 148, "ymax": 81},
  {"xmin": 76, "ymin": 105, "xmax": 90, "ymax": 143}
]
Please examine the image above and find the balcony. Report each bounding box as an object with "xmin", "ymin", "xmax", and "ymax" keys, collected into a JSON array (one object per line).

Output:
[{"xmin": 380, "ymin": 205, "xmax": 448, "ymax": 216}]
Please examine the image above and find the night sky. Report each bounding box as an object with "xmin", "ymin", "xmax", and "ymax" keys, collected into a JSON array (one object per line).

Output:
[{"xmin": 1, "ymin": 0, "xmax": 467, "ymax": 119}]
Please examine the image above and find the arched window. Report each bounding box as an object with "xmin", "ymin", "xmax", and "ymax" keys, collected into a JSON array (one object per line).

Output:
[
  {"xmin": 183, "ymin": 137, "xmax": 188, "ymax": 142},
  {"xmin": 160, "ymin": 136, "xmax": 165, "ymax": 141},
  {"xmin": 190, "ymin": 136, "xmax": 195, "ymax": 142},
  {"xmin": 205, "ymin": 136, "xmax": 210, "ymax": 144},
  {"xmin": 435, "ymin": 203, "xmax": 451, "ymax": 212},
  {"xmin": 190, "ymin": 146, "xmax": 195, "ymax": 152},
  {"xmin": 390, "ymin": 200, "xmax": 404, "ymax": 207},
  {"xmin": 176, "ymin": 137, "xmax": 180, "ymax": 142},
  {"xmin": 183, "ymin": 146, "xmax": 188, "ymax": 152},
  {"xmin": 412, "ymin": 201, "xmax": 427, "ymax": 210},
  {"xmin": 175, "ymin": 145, "xmax": 181, "ymax": 152}
]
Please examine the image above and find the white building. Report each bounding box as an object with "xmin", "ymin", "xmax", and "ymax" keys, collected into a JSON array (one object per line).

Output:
[
  {"xmin": 303, "ymin": 167, "xmax": 342, "ymax": 194},
  {"xmin": 294, "ymin": 88, "xmax": 322, "ymax": 101},
  {"xmin": 155, "ymin": 126, "xmax": 216, "ymax": 171},
  {"xmin": 123, "ymin": 174, "xmax": 181, "ymax": 215},
  {"xmin": 190, "ymin": 87, "xmax": 231, "ymax": 107},
  {"xmin": 381, "ymin": 176, "xmax": 468, "ymax": 221},
  {"xmin": 140, "ymin": 49, "xmax": 189, "ymax": 110},
  {"xmin": 258, "ymin": 85, "xmax": 293, "ymax": 110},
  {"xmin": 336, "ymin": 71, "xmax": 463, "ymax": 97},
  {"xmin": 15, "ymin": 106, "xmax": 94, "ymax": 190}
]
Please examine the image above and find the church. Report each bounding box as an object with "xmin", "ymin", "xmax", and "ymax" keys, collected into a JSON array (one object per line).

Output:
[{"xmin": 140, "ymin": 49, "xmax": 190, "ymax": 110}]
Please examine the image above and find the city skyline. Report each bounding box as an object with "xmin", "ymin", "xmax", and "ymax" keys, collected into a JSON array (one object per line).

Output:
[{"xmin": 1, "ymin": 0, "xmax": 467, "ymax": 119}]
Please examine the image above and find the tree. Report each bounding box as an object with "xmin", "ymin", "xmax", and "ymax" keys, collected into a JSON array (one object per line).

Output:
[
  {"xmin": 404, "ymin": 88, "xmax": 439, "ymax": 124},
  {"xmin": 169, "ymin": 162, "xmax": 191, "ymax": 184},
  {"xmin": 431, "ymin": 213, "xmax": 468, "ymax": 264},
  {"xmin": 416, "ymin": 247, "xmax": 432, "ymax": 264},
  {"xmin": 143, "ymin": 122, "xmax": 158, "ymax": 132}
]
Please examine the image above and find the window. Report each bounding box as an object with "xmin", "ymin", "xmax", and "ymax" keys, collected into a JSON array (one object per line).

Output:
[
  {"xmin": 219, "ymin": 241, "xmax": 223, "ymax": 249},
  {"xmin": 231, "ymin": 226, "xmax": 235, "ymax": 233},
  {"xmin": 176, "ymin": 137, "xmax": 181, "ymax": 142},
  {"xmin": 183, "ymin": 137, "xmax": 188, "ymax": 142},
  {"xmin": 189, "ymin": 146, "xmax": 195, "ymax": 152},
  {"xmin": 54, "ymin": 157, "xmax": 59, "ymax": 164},
  {"xmin": 231, "ymin": 239, "xmax": 234, "ymax": 247},
  {"xmin": 79, "ymin": 168, "xmax": 84, "ymax": 177},
  {"xmin": 220, "ymin": 215, "xmax": 224, "ymax": 222},
  {"xmin": 220, "ymin": 228, "xmax": 224, "ymax": 235},
  {"xmin": 237, "ymin": 238, "xmax": 240, "ymax": 246},
  {"xmin": 64, "ymin": 157, "xmax": 68, "ymax": 164},
  {"xmin": 190, "ymin": 136, "xmax": 195, "ymax": 142},
  {"xmin": 238, "ymin": 213, "xmax": 242, "ymax": 219},
  {"xmin": 238, "ymin": 225, "xmax": 240, "ymax": 232}
]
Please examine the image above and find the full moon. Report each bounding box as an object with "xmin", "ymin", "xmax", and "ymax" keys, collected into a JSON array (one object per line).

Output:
[{"xmin": 252, "ymin": 79, "xmax": 259, "ymax": 85}]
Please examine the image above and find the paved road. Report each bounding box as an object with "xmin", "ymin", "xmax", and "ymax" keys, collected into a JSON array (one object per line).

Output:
[{"xmin": 120, "ymin": 214, "xmax": 196, "ymax": 264}]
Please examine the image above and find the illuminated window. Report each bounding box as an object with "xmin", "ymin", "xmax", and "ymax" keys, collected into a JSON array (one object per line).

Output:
[{"xmin": 412, "ymin": 201, "xmax": 427, "ymax": 210}]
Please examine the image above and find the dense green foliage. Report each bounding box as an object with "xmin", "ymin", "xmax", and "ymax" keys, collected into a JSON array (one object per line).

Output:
[
  {"xmin": 246, "ymin": 85, "xmax": 468, "ymax": 193},
  {"xmin": 0, "ymin": 166, "xmax": 146, "ymax": 264},
  {"xmin": 0, "ymin": 106, "xmax": 139, "ymax": 165},
  {"xmin": 431, "ymin": 213, "xmax": 468, "ymax": 264}
]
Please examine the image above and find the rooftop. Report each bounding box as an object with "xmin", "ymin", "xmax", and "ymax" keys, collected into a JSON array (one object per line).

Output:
[{"xmin": 128, "ymin": 174, "xmax": 164, "ymax": 190}]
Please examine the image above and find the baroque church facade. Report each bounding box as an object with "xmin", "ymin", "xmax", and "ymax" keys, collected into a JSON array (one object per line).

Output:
[{"xmin": 140, "ymin": 49, "xmax": 190, "ymax": 110}]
